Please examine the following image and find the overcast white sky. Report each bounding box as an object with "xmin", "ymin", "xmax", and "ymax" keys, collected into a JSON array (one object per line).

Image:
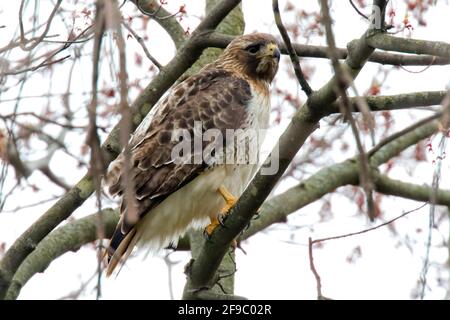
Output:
[{"xmin": 0, "ymin": 0, "xmax": 449, "ymax": 300}]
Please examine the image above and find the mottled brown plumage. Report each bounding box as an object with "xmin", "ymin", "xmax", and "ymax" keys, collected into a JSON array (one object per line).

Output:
[{"xmin": 104, "ymin": 33, "xmax": 280, "ymax": 275}]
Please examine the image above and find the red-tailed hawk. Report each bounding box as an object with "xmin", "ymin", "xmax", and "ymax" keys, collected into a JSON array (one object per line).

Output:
[{"xmin": 105, "ymin": 33, "xmax": 280, "ymax": 275}]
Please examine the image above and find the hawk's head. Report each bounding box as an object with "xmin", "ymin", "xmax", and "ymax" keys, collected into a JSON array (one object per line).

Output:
[{"xmin": 219, "ymin": 33, "xmax": 280, "ymax": 83}]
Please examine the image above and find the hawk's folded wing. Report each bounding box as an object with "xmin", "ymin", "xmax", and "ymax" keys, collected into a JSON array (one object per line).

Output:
[{"xmin": 104, "ymin": 68, "xmax": 252, "ymax": 267}]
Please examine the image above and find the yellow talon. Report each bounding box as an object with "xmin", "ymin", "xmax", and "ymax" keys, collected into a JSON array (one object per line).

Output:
[
  {"xmin": 204, "ymin": 216, "xmax": 220, "ymax": 237},
  {"xmin": 218, "ymin": 185, "xmax": 237, "ymax": 215},
  {"xmin": 204, "ymin": 186, "xmax": 237, "ymax": 237}
]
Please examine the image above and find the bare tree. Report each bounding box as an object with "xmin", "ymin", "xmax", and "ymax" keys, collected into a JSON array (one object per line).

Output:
[{"xmin": 0, "ymin": 0, "xmax": 449, "ymax": 300}]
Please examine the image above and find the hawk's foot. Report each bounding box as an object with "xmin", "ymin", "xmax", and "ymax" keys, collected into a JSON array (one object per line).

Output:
[
  {"xmin": 203, "ymin": 185, "xmax": 238, "ymax": 238},
  {"xmin": 218, "ymin": 185, "xmax": 237, "ymax": 216},
  {"xmin": 204, "ymin": 216, "xmax": 221, "ymax": 239}
]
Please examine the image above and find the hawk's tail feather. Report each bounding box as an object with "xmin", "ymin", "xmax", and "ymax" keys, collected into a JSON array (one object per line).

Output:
[{"xmin": 105, "ymin": 228, "xmax": 137, "ymax": 277}]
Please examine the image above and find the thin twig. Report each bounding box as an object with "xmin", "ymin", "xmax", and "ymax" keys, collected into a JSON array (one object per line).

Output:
[
  {"xmin": 308, "ymin": 202, "xmax": 429, "ymax": 297},
  {"xmin": 57, "ymin": 270, "xmax": 98, "ymax": 300},
  {"xmin": 42, "ymin": 36, "xmax": 94, "ymax": 44},
  {"xmin": 399, "ymin": 56, "xmax": 436, "ymax": 73},
  {"xmin": 272, "ymin": 0, "xmax": 313, "ymax": 96},
  {"xmin": 87, "ymin": 1, "xmax": 107, "ymax": 180},
  {"xmin": 1, "ymin": 55, "xmax": 71, "ymax": 76},
  {"xmin": 39, "ymin": 166, "xmax": 70, "ymax": 191},
  {"xmin": 106, "ymin": 0, "xmax": 139, "ymax": 230},
  {"xmin": 308, "ymin": 237, "xmax": 323, "ymax": 299},
  {"xmin": 163, "ymin": 254, "xmax": 180, "ymax": 300},
  {"xmin": 2, "ymin": 119, "xmax": 87, "ymax": 166},
  {"xmin": 122, "ymin": 22, "xmax": 162, "ymax": 69},
  {"xmin": 420, "ymin": 133, "xmax": 447, "ymax": 299},
  {"xmin": 134, "ymin": 0, "xmax": 181, "ymax": 20},
  {"xmin": 19, "ymin": 0, "xmax": 63, "ymax": 51},
  {"xmin": 0, "ymin": 91, "xmax": 96, "ymax": 103},
  {"xmin": 0, "ymin": 182, "xmax": 19, "ymax": 212},
  {"xmin": 87, "ymin": 0, "xmax": 108, "ymax": 300},
  {"xmin": 2, "ymin": 23, "xmax": 94, "ymax": 77},
  {"xmin": 0, "ymin": 33, "xmax": 58, "ymax": 54},
  {"xmin": 320, "ymin": 0, "xmax": 376, "ymax": 220},
  {"xmin": 349, "ymin": 0, "xmax": 369, "ymax": 20},
  {"xmin": 0, "ymin": 21, "xmax": 94, "ymax": 55},
  {"xmin": 130, "ymin": 0, "xmax": 186, "ymax": 49},
  {"xmin": 18, "ymin": 0, "xmax": 27, "ymax": 49},
  {"xmin": 0, "ymin": 112, "xmax": 90, "ymax": 130},
  {"xmin": 312, "ymin": 202, "xmax": 428, "ymax": 244},
  {"xmin": 1, "ymin": 196, "xmax": 60, "ymax": 213},
  {"xmin": 349, "ymin": 88, "xmax": 376, "ymax": 145}
]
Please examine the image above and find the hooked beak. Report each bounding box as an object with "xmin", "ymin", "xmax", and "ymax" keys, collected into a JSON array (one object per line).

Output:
[{"xmin": 259, "ymin": 42, "xmax": 281, "ymax": 62}]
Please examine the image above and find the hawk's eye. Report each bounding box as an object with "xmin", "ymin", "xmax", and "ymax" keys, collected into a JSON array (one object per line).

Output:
[{"xmin": 246, "ymin": 44, "xmax": 261, "ymax": 54}]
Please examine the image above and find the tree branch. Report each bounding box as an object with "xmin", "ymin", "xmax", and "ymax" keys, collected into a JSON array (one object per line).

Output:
[
  {"xmin": 4, "ymin": 209, "xmax": 119, "ymax": 300},
  {"xmin": 272, "ymin": 0, "xmax": 313, "ymax": 96},
  {"xmin": 374, "ymin": 174, "xmax": 450, "ymax": 206},
  {"xmin": 349, "ymin": 0, "xmax": 369, "ymax": 20},
  {"xmin": 367, "ymin": 112, "xmax": 442, "ymax": 157},
  {"xmin": 308, "ymin": 201, "xmax": 429, "ymax": 299},
  {"xmin": 130, "ymin": 0, "xmax": 186, "ymax": 49},
  {"xmin": 367, "ymin": 34, "xmax": 450, "ymax": 58},
  {"xmin": 345, "ymin": 91, "xmax": 446, "ymax": 113},
  {"xmin": 323, "ymin": 91, "xmax": 446, "ymax": 115},
  {"xmin": 18, "ymin": 0, "xmax": 62, "ymax": 51},
  {"xmin": 203, "ymin": 33, "xmax": 450, "ymax": 66},
  {"xmin": 122, "ymin": 22, "xmax": 163, "ymax": 69},
  {"xmin": 319, "ymin": 0, "xmax": 376, "ymax": 220}
]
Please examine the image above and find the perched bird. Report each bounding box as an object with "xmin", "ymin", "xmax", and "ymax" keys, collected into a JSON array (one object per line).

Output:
[{"xmin": 104, "ymin": 33, "xmax": 280, "ymax": 276}]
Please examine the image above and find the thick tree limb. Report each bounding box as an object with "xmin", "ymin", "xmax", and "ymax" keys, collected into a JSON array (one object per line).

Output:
[
  {"xmin": 192, "ymin": 291, "xmax": 247, "ymax": 300},
  {"xmin": 0, "ymin": 0, "xmax": 243, "ymax": 300},
  {"xmin": 203, "ymin": 33, "xmax": 450, "ymax": 66},
  {"xmin": 0, "ymin": 176, "xmax": 94, "ymax": 300},
  {"xmin": 347, "ymin": 91, "xmax": 445, "ymax": 113},
  {"xmin": 5, "ymin": 209, "xmax": 119, "ymax": 300},
  {"xmin": 374, "ymin": 174, "xmax": 450, "ymax": 206},
  {"xmin": 367, "ymin": 34, "xmax": 450, "ymax": 59},
  {"xmin": 323, "ymin": 91, "xmax": 445, "ymax": 115}
]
